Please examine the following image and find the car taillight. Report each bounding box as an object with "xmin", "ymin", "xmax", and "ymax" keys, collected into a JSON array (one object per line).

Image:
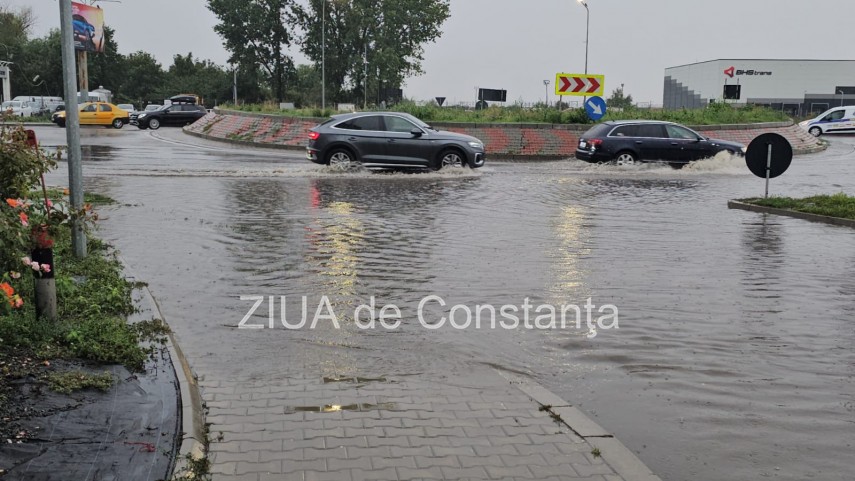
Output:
[
  {"xmin": 308, "ymin": 131, "xmax": 320, "ymax": 141},
  {"xmin": 588, "ymin": 138, "xmax": 603, "ymax": 147}
]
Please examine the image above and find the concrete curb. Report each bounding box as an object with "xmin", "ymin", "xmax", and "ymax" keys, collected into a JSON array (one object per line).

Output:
[
  {"xmin": 728, "ymin": 200, "xmax": 855, "ymax": 228},
  {"xmin": 496, "ymin": 370, "xmax": 662, "ymax": 481},
  {"xmin": 122, "ymin": 262, "xmax": 207, "ymax": 476}
]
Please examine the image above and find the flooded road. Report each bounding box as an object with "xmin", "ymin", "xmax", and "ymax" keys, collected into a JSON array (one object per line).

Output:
[{"xmin": 37, "ymin": 125, "xmax": 855, "ymax": 481}]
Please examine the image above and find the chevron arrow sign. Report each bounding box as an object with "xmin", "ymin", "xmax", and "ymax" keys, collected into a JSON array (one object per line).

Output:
[{"xmin": 555, "ymin": 73, "xmax": 605, "ymax": 97}]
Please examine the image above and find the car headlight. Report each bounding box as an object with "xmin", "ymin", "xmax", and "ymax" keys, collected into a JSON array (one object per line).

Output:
[
  {"xmin": 468, "ymin": 141, "xmax": 484, "ymax": 149},
  {"xmin": 138, "ymin": 113, "xmax": 147, "ymax": 119}
]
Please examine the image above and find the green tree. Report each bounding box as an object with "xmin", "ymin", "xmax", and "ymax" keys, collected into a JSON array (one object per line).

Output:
[
  {"xmin": 292, "ymin": 0, "xmax": 450, "ymax": 104},
  {"xmin": 165, "ymin": 53, "xmax": 232, "ymax": 107},
  {"xmin": 11, "ymin": 30, "xmax": 63, "ymax": 98},
  {"xmin": 207, "ymin": 0, "xmax": 294, "ymax": 102},
  {"xmin": 0, "ymin": 5, "xmax": 34, "ymax": 49},
  {"xmin": 118, "ymin": 51, "xmax": 165, "ymax": 105},
  {"xmin": 607, "ymin": 85, "xmax": 634, "ymax": 110},
  {"xmin": 87, "ymin": 26, "xmax": 125, "ymax": 95}
]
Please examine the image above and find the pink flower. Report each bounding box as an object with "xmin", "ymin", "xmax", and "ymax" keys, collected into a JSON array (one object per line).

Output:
[
  {"xmin": 41, "ymin": 264, "xmax": 51, "ymax": 273},
  {"xmin": 10, "ymin": 271, "xmax": 20, "ymax": 279},
  {"xmin": 21, "ymin": 257, "xmax": 31, "ymax": 266},
  {"xmin": 19, "ymin": 212, "xmax": 28, "ymax": 227},
  {"xmin": 46, "ymin": 200, "xmax": 53, "ymax": 208},
  {"xmin": 31, "ymin": 262, "xmax": 40, "ymax": 272}
]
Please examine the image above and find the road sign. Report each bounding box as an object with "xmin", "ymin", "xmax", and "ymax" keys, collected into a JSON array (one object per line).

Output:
[
  {"xmin": 556, "ymin": 73, "xmax": 605, "ymax": 97},
  {"xmin": 585, "ymin": 96, "xmax": 607, "ymax": 121},
  {"xmin": 435, "ymin": 97, "xmax": 446, "ymax": 107},
  {"xmin": 745, "ymin": 133, "xmax": 793, "ymax": 198}
]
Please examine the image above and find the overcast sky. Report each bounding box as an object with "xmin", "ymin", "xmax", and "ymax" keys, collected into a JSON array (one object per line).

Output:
[{"xmin": 7, "ymin": 0, "xmax": 855, "ymax": 106}]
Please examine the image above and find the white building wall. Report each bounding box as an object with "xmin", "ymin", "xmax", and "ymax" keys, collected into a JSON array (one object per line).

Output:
[{"xmin": 664, "ymin": 59, "xmax": 855, "ymax": 107}]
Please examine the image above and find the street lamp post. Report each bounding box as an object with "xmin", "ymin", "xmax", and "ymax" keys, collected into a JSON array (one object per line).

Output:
[
  {"xmin": 543, "ymin": 80, "xmax": 550, "ymax": 107},
  {"xmin": 578, "ymin": 0, "xmax": 589, "ymax": 76},
  {"xmin": 839, "ymin": 90, "xmax": 845, "ymax": 107},
  {"xmin": 321, "ymin": 0, "xmax": 326, "ymax": 111}
]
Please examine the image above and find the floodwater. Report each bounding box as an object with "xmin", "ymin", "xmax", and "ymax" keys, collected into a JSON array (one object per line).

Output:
[{"xmin": 37, "ymin": 125, "xmax": 855, "ymax": 481}]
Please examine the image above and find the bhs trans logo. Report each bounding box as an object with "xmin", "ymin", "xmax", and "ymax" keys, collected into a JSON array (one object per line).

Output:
[{"xmin": 724, "ymin": 66, "xmax": 772, "ymax": 78}]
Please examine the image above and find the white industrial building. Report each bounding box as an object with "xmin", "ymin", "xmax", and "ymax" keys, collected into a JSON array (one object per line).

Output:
[{"xmin": 664, "ymin": 59, "xmax": 855, "ymax": 115}]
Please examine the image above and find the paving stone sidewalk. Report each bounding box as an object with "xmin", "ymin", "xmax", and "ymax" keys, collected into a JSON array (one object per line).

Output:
[{"xmin": 200, "ymin": 361, "xmax": 657, "ymax": 481}]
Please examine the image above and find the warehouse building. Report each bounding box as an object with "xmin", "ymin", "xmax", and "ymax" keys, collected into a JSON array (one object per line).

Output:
[{"xmin": 664, "ymin": 59, "xmax": 855, "ymax": 115}]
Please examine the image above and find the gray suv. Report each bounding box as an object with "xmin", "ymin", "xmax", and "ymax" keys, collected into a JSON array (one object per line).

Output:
[{"xmin": 307, "ymin": 112, "xmax": 486, "ymax": 170}]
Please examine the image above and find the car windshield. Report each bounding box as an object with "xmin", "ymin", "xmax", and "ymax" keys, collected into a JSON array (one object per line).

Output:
[
  {"xmin": 2, "ymin": 101, "xmax": 22, "ymax": 108},
  {"xmin": 145, "ymin": 105, "xmax": 161, "ymax": 111}
]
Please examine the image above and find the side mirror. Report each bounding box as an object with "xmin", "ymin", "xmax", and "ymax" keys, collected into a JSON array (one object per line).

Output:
[{"xmin": 410, "ymin": 128, "xmax": 423, "ymax": 137}]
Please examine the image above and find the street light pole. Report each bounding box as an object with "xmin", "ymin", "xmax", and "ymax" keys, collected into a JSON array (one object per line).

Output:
[
  {"xmin": 543, "ymin": 80, "xmax": 550, "ymax": 107},
  {"xmin": 840, "ymin": 90, "xmax": 845, "ymax": 107},
  {"xmin": 577, "ymin": 0, "xmax": 590, "ymax": 104},
  {"xmin": 578, "ymin": 0, "xmax": 589, "ymax": 76},
  {"xmin": 321, "ymin": 0, "xmax": 325, "ymax": 111}
]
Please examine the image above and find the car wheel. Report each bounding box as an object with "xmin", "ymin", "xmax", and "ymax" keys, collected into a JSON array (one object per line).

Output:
[
  {"xmin": 148, "ymin": 118, "xmax": 161, "ymax": 130},
  {"xmin": 808, "ymin": 126, "xmax": 822, "ymax": 137},
  {"xmin": 112, "ymin": 118, "xmax": 124, "ymax": 129},
  {"xmin": 614, "ymin": 151, "xmax": 638, "ymax": 166},
  {"xmin": 435, "ymin": 148, "xmax": 466, "ymax": 170},
  {"xmin": 326, "ymin": 148, "xmax": 358, "ymax": 168}
]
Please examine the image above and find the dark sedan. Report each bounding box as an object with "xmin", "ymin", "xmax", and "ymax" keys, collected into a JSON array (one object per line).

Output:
[
  {"xmin": 135, "ymin": 103, "xmax": 207, "ymax": 130},
  {"xmin": 306, "ymin": 112, "xmax": 486, "ymax": 170},
  {"xmin": 575, "ymin": 120, "xmax": 746, "ymax": 166}
]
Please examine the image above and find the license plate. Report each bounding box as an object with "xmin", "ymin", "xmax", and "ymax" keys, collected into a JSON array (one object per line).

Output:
[{"xmin": 579, "ymin": 141, "xmax": 587, "ymax": 149}]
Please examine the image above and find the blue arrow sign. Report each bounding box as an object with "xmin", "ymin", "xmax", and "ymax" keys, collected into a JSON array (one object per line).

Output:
[{"xmin": 585, "ymin": 96, "xmax": 607, "ymax": 121}]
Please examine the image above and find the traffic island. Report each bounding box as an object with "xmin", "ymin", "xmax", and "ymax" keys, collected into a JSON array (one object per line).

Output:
[
  {"xmin": 728, "ymin": 194, "xmax": 855, "ymax": 228},
  {"xmin": 184, "ymin": 108, "xmax": 826, "ymax": 160}
]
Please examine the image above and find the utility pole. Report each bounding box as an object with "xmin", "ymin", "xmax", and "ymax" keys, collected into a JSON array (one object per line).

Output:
[
  {"xmin": 233, "ymin": 66, "xmax": 238, "ymax": 105},
  {"xmin": 364, "ymin": 42, "xmax": 368, "ymax": 110},
  {"xmin": 59, "ymin": 0, "xmax": 86, "ymax": 257}
]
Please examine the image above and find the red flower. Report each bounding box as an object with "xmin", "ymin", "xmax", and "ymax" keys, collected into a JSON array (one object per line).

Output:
[
  {"xmin": 6, "ymin": 198, "xmax": 21, "ymax": 208},
  {"xmin": 19, "ymin": 211, "xmax": 29, "ymax": 227},
  {"xmin": 0, "ymin": 282, "xmax": 14, "ymax": 298}
]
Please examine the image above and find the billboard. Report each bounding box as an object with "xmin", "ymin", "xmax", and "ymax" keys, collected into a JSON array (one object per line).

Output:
[{"xmin": 71, "ymin": 2, "xmax": 105, "ymax": 53}]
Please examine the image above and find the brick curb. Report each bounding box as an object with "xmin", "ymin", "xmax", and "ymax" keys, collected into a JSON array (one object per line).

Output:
[
  {"xmin": 496, "ymin": 370, "xmax": 662, "ymax": 481},
  {"xmin": 728, "ymin": 200, "xmax": 855, "ymax": 228}
]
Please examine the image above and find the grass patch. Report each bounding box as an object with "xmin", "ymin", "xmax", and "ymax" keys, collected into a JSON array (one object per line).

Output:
[
  {"xmin": 0, "ymin": 226, "xmax": 149, "ymax": 371},
  {"xmin": 40, "ymin": 188, "xmax": 116, "ymax": 205},
  {"xmin": 45, "ymin": 370, "xmax": 113, "ymax": 394},
  {"xmin": 223, "ymin": 101, "xmax": 789, "ymax": 126},
  {"xmin": 741, "ymin": 193, "xmax": 855, "ymax": 220}
]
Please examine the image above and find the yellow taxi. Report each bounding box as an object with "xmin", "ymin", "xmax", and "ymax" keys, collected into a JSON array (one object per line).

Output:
[{"xmin": 52, "ymin": 101, "xmax": 131, "ymax": 129}]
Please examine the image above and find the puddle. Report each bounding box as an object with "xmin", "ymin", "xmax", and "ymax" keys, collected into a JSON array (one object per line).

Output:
[{"xmin": 285, "ymin": 403, "xmax": 397, "ymax": 413}]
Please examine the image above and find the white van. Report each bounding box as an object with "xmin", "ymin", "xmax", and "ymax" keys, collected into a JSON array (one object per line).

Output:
[
  {"xmin": 799, "ymin": 106, "xmax": 855, "ymax": 137},
  {"xmin": 2, "ymin": 100, "xmax": 34, "ymax": 117},
  {"xmin": 13, "ymin": 96, "xmax": 63, "ymax": 115}
]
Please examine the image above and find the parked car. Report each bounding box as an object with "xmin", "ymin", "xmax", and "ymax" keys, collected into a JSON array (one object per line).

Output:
[
  {"xmin": 575, "ymin": 120, "xmax": 746, "ymax": 166},
  {"xmin": 116, "ymin": 103, "xmax": 136, "ymax": 114},
  {"xmin": 306, "ymin": 112, "xmax": 486, "ymax": 170},
  {"xmin": 799, "ymin": 106, "xmax": 855, "ymax": 137},
  {"xmin": 51, "ymin": 101, "xmax": 130, "ymax": 129},
  {"xmin": 135, "ymin": 103, "xmax": 207, "ymax": 130},
  {"xmin": 1, "ymin": 100, "xmax": 34, "ymax": 117}
]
